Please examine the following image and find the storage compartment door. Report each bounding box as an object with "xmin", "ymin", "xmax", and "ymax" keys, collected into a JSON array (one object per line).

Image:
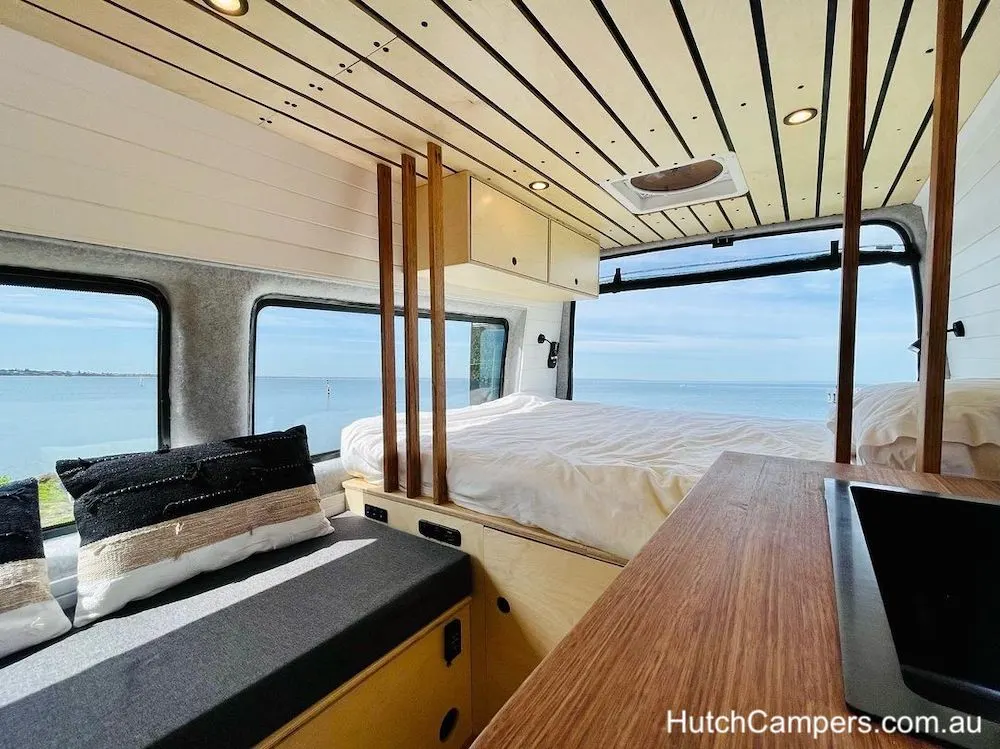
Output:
[
  {"xmin": 482, "ymin": 528, "xmax": 620, "ymax": 717},
  {"xmin": 548, "ymin": 221, "xmax": 599, "ymax": 295},
  {"xmin": 470, "ymin": 179, "xmax": 549, "ymax": 281}
]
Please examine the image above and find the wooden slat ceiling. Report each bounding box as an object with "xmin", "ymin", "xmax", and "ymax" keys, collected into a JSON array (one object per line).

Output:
[{"xmin": 1, "ymin": 0, "xmax": 998, "ymax": 249}]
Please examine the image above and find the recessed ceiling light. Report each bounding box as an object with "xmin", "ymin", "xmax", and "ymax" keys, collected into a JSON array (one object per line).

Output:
[
  {"xmin": 529, "ymin": 180, "xmax": 550, "ymax": 191},
  {"xmin": 783, "ymin": 107, "xmax": 818, "ymax": 125},
  {"xmin": 204, "ymin": 0, "xmax": 248, "ymax": 16}
]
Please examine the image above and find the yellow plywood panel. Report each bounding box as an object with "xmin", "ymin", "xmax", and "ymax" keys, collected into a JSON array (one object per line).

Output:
[
  {"xmin": 725, "ymin": 196, "xmax": 758, "ymax": 230},
  {"xmin": 515, "ymin": 0, "xmax": 688, "ymax": 172},
  {"xmin": 880, "ymin": 1, "xmax": 1000, "ymax": 207},
  {"xmin": 470, "ymin": 178, "xmax": 549, "ymax": 281},
  {"xmin": 482, "ymin": 528, "xmax": 621, "ymax": 719},
  {"xmin": 343, "ymin": 58, "xmax": 618, "ymax": 245},
  {"xmin": 689, "ymin": 203, "xmax": 732, "ymax": 234},
  {"xmin": 760, "ymin": 0, "xmax": 827, "ymax": 221},
  {"xmin": 602, "ymin": 0, "xmax": 736, "ymax": 174},
  {"xmin": 284, "ymin": 0, "xmax": 656, "ymax": 247},
  {"xmin": 549, "ymin": 221, "xmax": 600, "ymax": 295},
  {"xmin": 267, "ymin": 603, "xmax": 473, "ymax": 749},
  {"xmin": 234, "ymin": 0, "xmax": 623, "ymax": 245},
  {"xmin": 443, "ymin": 0, "xmax": 654, "ymax": 174},
  {"xmin": 683, "ymin": 1, "xmax": 783, "ymax": 225},
  {"xmin": 845, "ymin": 0, "xmax": 984, "ymax": 212}
]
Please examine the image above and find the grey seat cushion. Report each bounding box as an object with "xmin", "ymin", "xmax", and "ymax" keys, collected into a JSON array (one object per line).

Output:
[{"xmin": 0, "ymin": 514, "xmax": 471, "ymax": 748}]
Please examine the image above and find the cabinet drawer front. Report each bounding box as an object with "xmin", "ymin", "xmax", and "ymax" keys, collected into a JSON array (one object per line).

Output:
[
  {"xmin": 548, "ymin": 221, "xmax": 599, "ymax": 295},
  {"xmin": 470, "ymin": 179, "xmax": 548, "ymax": 281}
]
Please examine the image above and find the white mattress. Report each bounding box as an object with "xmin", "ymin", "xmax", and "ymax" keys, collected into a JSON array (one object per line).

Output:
[{"xmin": 341, "ymin": 394, "xmax": 833, "ymax": 559}]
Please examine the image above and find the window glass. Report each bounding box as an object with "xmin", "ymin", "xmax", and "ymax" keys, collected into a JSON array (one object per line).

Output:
[
  {"xmin": 574, "ymin": 225, "xmax": 917, "ymax": 421},
  {"xmin": 253, "ymin": 304, "xmax": 507, "ymax": 456},
  {"xmin": 0, "ymin": 282, "xmax": 161, "ymax": 528},
  {"xmin": 603, "ymin": 223, "xmax": 907, "ymax": 284}
]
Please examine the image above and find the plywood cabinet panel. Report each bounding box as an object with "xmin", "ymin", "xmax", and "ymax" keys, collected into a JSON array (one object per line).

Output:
[
  {"xmin": 548, "ymin": 221, "xmax": 599, "ymax": 295},
  {"xmin": 416, "ymin": 172, "xmax": 596, "ymax": 300},
  {"xmin": 469, "ymin": 177, "xmax": 549, "ymax": 282},
  {"xmin": 268, "ymin": 603, "xmax": 472, "ymax": 749},
  {"xmin": 481, "ymin": 528, "xmax": 620, "ymax": 718}
]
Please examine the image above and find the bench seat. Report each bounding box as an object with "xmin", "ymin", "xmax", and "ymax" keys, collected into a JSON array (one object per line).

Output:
[{"xmin": 0, "ymin": 514, "xmax": 472, "ymax": 748}]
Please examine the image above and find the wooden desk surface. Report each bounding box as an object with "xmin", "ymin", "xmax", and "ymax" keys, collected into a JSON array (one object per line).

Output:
[{"xmin": 472, "ymin": 453, "xmax": 1000, "ymax": 748}]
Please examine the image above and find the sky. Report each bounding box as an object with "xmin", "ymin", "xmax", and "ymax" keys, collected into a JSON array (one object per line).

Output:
[
  {"xmin": 574, "ymin": 225, "xmax": 918, "ymax": 384},
  {"xmin": 0, "ymin": 285, "xmax": 158, "ymax": 373},
  {"xmin": 0, "ymin": 223, "xmax": 918, "ymax": 385}
]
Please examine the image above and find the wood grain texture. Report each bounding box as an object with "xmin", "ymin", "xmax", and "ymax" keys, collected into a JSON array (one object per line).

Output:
[
  {"xmin": 344, "ymin": 479, "xmax": 627, "ymax": 567},
  {"xmin": 917, "ymin": 0, "xmax": 964, "ymax": 474},
  {"xmin": 427, "ymin": 141, "xmax": 448, "ymax": 503},
  {"xmin": 472, "ymin": 453, "xmax": 1000, "ymax": 748},
  {"xmin": 482, "ymin": 528, "xmax": 620, "ymax": 719},
  {"xmin": 401, "ymin": 153, "xmax": 422, "ymax": 498},
  {"xmin": 835, "ymin": 0, "xmax": 869, "ymax": 465},
  {"xmin": 376, "ymin": 162, "xmax": 398, "ymax": 492}
]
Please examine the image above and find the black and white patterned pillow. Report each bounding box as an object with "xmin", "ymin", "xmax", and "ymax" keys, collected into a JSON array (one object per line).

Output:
[
  {"xmin": 0, "ymin": 478, "xmax": 71, "ymax": 658},
  {"xmin": 57, "ymin": 426, "xmax": 333, "ymax": 626}
]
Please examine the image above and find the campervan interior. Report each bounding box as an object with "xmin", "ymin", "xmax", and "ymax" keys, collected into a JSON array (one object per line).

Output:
[{"xmin": 2, "ymin": 0, "xmax": 1000, "ymax": 747}]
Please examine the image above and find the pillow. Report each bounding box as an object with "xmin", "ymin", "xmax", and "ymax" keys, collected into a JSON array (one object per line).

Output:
[
  {"xmin": 57, "ymin": 426, "xmax": 333, "ymax": 626},
  {"xmin": 1, "ymin": 478, "xmax": 72, "ymax": 659},
  {"xmin": 827, "ymin": 380, "xmax": 1000, "ymax": 450}
]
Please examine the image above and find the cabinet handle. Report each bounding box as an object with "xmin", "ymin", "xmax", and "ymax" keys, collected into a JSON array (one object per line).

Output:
[
  {"xmin": 574, "ymin": 278, "xmax": 579, "ymax": 285},
  {"xmin": 511, "ymin": 256, "xmax": 517, "ymax": 266},
  {"xmin": 496, "ymin": 596, "xmax": 511, "ymax": 614}
]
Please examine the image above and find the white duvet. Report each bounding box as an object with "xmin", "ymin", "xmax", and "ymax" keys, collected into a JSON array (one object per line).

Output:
[{"xmin": 341, "ymin": 394, "xmax": 833, "ymax": 559}]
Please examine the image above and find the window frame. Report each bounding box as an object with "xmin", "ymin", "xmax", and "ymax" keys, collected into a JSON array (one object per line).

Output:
[
  {"xmin": 250, "ymin": 295, "xmax": 509, "ymax": 461},
  {"xmin": 569, "ymin": 219, "xmax": 921, "ymax": 396},
  {"xmin": 0, "ymin": 266, "xmax": 171, "ymax": 537}
]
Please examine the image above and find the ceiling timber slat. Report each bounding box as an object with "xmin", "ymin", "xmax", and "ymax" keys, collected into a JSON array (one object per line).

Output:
[
  {"xmin": 1, "ymin": 0, "xmax": 999, "ymax": 253},
  {"xmin": 882, "ymin": 0, "xmax": 1000, "ymax": 207},
  {"xmin": 681, "ymin": 1, "xmax": 785, "ymax": 226}
]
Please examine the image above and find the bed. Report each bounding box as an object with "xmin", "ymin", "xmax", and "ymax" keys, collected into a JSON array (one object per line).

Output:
[{"xmin": 341, "ymin": 394, "xmax": 832, "ymax": 559}]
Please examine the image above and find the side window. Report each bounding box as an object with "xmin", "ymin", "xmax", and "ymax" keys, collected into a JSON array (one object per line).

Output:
[
  {"xmin": 0, "ymin": 276, "xmax": 165, "ymax": 529},
  {"xmin": 252, "ymin": 302, "xmax": 507, "ymax": 457}
]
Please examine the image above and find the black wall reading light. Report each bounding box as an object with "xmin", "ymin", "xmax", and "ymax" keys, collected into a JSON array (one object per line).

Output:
[
  {"xmin": 909, "ymin": 320, "xmax": 965, "ymax": 353},
  {"xmin": 537, "ymin": 334, "xmax": 559, "ymax": 369}
]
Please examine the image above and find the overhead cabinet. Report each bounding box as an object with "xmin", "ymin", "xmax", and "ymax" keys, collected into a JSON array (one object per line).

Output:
[{"xmin": 417, "ymin": 172, "xmax": 599, "ymax": 301}]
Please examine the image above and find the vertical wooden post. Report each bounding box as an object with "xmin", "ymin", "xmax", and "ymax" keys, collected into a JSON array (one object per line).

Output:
[
  {"xmin": 916, "ymin": 0, "xmax": 963, "ymax": 473},
  {"xmin": 376, "ymin": 163, "xmax": 398, "ymax": 492},
  {"xmin": 427, "ymin": 142, "xmax": 448, "ymax": 503},
  {"xmin": 401, "ymin": 154, "xmax": 422, "ymax": 497},
  {"xmin": 835, "ymin": 0, "xmax": 869, "ymax": 464}
]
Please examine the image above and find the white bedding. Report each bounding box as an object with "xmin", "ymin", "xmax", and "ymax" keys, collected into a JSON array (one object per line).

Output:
[{"xmin": 341, "ymin": 394, "xmax": 833, "ymax": 559}]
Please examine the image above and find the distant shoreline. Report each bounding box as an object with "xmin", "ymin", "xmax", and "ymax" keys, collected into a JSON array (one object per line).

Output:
[{"xmin": 0, "ymin": 370, "xmax": 154, "ymax": 377}]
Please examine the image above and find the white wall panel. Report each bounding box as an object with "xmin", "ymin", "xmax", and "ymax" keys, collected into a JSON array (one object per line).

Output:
[{"xmin": 914, "ymin": 71, "xmax": 1000, "ymax": 377}]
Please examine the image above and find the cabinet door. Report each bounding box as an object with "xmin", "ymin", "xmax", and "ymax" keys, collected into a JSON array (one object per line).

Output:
[
  {"xmin": 548, "ymin": 221, "xmax": 599, "ymax": 295},
  {"xmin": 482, "ymin": 528, "xmax": 621, "ymax": 717},
  {"xmin": 470, "ymin": 179, "xmax": 549, "ymax": 282}
]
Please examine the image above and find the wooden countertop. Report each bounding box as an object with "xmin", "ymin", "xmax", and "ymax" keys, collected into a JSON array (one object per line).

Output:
[{"xmin": 472, "ymin": 453, "xmax": 1000, "ymax": 748}]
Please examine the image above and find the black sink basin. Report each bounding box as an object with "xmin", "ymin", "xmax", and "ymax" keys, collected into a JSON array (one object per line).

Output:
[{"xmin": 825, "ymin": 479, "xmax": 1000, "ymax": 748}]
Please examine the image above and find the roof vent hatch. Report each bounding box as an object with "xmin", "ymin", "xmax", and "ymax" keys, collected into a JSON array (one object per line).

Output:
[{"xmin": 600, "ymin": 153, "xmax": 748, "ymax": 214}]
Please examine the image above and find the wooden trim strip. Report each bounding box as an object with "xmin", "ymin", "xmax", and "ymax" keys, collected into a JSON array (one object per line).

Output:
[
  {"xmin": 916, "ymin": 0, "xmax": 964, "ymax": 474},
  {"xmin": 835, "ymin": 0, "xmax": 870, "ymax": 464},
  {"xmin": 427, "ymin": 142, "xmax": 448, "ymax": 504},
  {"xmin": 401, "ymin": 154, "xmax": 422, "ymax": 498},
  {"xmin": 376, "ymin": 163, "xmax": 398, "ymax": 492}
]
